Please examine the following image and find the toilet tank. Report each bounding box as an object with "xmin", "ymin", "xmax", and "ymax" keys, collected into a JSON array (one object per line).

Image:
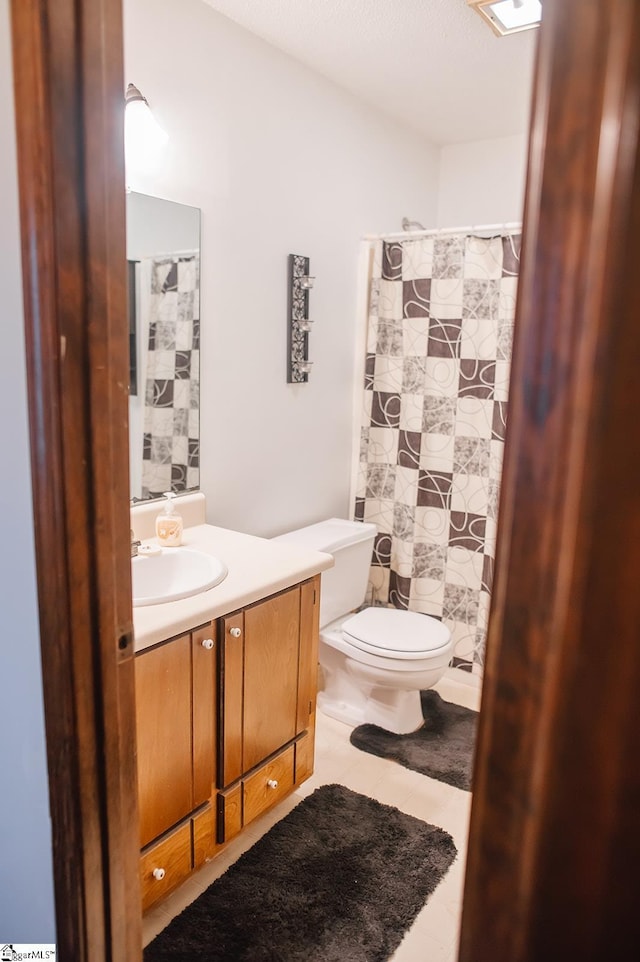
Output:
[{"xmin": 273, "ymin": 518, "xmax": 376, "ymax": 628}]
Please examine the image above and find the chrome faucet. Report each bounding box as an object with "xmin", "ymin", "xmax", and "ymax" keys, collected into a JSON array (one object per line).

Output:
[{"xmin": 130, "ymin": 529, "xmax": 141, "ymax": 557}]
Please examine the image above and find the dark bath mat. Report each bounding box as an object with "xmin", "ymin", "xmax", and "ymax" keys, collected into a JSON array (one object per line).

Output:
[
  {"xmin": 144, "ymin": 783, "xmax": 457, "ymax": 962},
  {"xmin": 350, "ymin": 690, "xmax": 478, "ymax": 791}
]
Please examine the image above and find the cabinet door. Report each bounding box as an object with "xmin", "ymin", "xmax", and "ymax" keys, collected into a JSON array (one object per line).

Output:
[
  {"xmin": 135, "ymin": 634, "xmax": 192, "ymax": 848},
  {"xmin": 243, "ymin": 586, "xmax": 300, "ymax": 772}
]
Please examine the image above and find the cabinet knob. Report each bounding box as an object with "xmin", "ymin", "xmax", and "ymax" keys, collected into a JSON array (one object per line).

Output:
[
  {"xmin": 152, "ymin": 867, "xmax": 166, "ymax": 881},
  {"xmin": 229, "ymin": 626, "xmax": 242, "ymax": 638},
  {"xmin": 201, "ymin": 638, "xmax": 214, "ymax": 649},
  {"xmin": 267, "ymin": 779, "xmax": 278, "ymax": 789}
]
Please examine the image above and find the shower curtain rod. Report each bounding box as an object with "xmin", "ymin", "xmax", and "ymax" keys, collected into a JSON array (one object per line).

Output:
[{"xmin": 363, "ymin": 221, "xmax": 522, "ymax": 241}]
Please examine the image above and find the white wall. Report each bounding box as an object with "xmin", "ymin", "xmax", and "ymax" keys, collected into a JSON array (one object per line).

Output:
[
  {"xmin": 0, "ymin": 1, "xmax": 57, "ymax": 941},
  {"xmin": 124, "ymin": 0, "xmax": 440, "ymax": 537},
  {"xmin": 437, "ymin": 133, "xmax": 528, "ymax": 228}
]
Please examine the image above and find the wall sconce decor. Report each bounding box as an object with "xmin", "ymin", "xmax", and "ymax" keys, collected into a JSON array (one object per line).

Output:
[
  {"xmin": 125, "ymin": 83, "xmax": 168, "ymax": 177},
  {"xmin": 287, "ymin": 254, "xmax": 315, "ymax": 383}
]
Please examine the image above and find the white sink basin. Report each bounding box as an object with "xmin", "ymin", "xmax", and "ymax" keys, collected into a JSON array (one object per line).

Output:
[{"xmin": 132, "ymin": 547, "xmax": 227, "ymax": 607}]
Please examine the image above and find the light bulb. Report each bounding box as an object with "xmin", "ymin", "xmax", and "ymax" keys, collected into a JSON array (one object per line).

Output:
[{"xmin": 125, "ymin": 85, "xmax": 168, "ymax": 177}]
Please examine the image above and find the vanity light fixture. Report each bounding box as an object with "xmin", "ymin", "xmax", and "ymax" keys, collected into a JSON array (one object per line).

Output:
[
  {"xmin": 467, "ymin": 0, "xmax": 542, "ymax": 37},
  {"xmin": 287, "ymin": 254, "xmax": 315, "ymax": 383},
  {"xmin": 125, "ymin": 83, "xmax": 168, "ymax": 175}
]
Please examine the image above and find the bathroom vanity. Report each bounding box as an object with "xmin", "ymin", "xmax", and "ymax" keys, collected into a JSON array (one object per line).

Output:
[{"xmin": 131, "ymin": 500, "xmax": 333, "ymax": 912}]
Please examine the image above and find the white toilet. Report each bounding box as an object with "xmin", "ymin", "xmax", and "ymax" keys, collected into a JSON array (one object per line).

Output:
[{"xmin": 274, "ymin": 518, "xmax": 453, "ymax": 734}]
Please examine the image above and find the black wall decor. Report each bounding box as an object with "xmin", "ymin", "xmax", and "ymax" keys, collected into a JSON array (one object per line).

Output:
[{"xmin": 287, "ymin": 253, "xmax": 314, "ymax": 383}]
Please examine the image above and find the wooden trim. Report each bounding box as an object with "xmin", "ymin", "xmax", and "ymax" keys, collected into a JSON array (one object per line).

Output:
[
  {"xmin": 191, "ymin": 624, "xmax": 217, "ymax": 808},
  {"xmin": 219, "ymin": 611, "xmax": 245, "ymax": 787},
  {"xmin": 10, "ymin": 1, "xmax": 140, "ymax": 959},
  {"xmin": 294, "ymin": 726, "xmax": 315, "ymax": 785},
  {"xmin": 460, "ymin": 1, "xmax": 640, "ymax": 958},
  {"xmin": 296, "ymin": 576, "xmax": 320, "ymax": 735},
  {"xmin": 192, "ymin": 804, "xmax": 220, "ymax": 868},
  {"xmin": 217, "ymin": 783, "xmax": 243, "ymax": 844}
]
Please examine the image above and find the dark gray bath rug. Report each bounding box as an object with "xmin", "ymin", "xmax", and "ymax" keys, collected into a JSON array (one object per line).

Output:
[
  {"xmin": 350, "ymin": 690, "xmax": 478, "ymax": 791},
  {"xmin": 144, "ymin": 783, "xmax": 457, "ymax": 962}
]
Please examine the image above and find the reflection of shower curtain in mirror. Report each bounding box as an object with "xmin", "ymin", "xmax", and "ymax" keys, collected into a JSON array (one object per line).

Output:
[
  {"xmin": 141, "ymin": 253, "xmax": 200, "ymax": 499},
  {"xmin": 354, "ymin": 233, "xmax": 520, "ymax": 678}
]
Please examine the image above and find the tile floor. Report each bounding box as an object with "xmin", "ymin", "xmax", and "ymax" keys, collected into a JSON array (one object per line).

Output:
[{"xmin": 142, "ymin": 669, "xmax": 481, "ymax": 961}]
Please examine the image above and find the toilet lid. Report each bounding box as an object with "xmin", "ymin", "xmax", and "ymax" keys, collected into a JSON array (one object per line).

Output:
[{"xmin": 341, "ymin": 607, "xmax": 451, "ymax": 660}]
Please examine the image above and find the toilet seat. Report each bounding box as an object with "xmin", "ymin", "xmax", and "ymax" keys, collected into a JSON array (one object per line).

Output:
[{"xmin": 341, "ymin": 607, "xmax": 451, "ymax": 661}]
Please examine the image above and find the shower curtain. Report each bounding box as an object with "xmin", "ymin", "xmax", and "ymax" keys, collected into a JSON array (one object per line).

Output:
[
  {"xmin": 141, "ymin": 252, "xmax": 200, "ymax": 499},
  {"xmin": 354, "ymin": 232, "xmax": 520, "ymax": 677}
]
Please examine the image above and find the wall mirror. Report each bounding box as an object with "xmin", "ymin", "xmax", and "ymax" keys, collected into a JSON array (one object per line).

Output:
[{"xmin": 126, "ymin": 191, "xmax": 201, "ymax": 502}]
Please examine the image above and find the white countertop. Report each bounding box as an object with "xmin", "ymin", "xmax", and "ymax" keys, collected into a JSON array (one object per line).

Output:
[{"xmin": 132, "ymin": 523, "xmax": 333, "ymax": 652}]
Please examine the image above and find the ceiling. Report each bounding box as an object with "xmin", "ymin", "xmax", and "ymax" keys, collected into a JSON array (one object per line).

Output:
[{"xmin": 201, "ymin": 0, "xmax": 537, "ymax": 145}]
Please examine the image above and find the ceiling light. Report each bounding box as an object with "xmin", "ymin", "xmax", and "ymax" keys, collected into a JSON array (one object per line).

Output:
[{"xmin": 467, "ymin": 0, "xmax": 542, "ymax": 37}]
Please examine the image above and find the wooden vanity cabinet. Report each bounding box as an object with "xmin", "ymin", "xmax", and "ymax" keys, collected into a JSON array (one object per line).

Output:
[
  {"xmin": 217, "ymin": 577, "xmax": 320, "ymax": 838},
  {"xmin": 134, "ymin": 574, "xmax": 320, "ymax": 912}
]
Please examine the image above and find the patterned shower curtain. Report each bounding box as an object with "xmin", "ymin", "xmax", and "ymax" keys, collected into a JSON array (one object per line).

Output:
[
  {"xmin": 354, "ymin": 233, "xmax": 520, "ymax": 677},
  {"xmin": 141, "ymin": 253, "xmax": 200, "ymax": 499}
]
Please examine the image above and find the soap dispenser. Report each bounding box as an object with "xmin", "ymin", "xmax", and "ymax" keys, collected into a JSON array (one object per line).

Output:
[{"xmin": 155, "ymin": 492, "xmax": 183, "ymax": 547}]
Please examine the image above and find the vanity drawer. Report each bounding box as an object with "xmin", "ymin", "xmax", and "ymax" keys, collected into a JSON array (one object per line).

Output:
[
  {"xmin": 140, "ymin": 821, "xmax": 192, "ymax": 913},
  {"xmin": 243, "ymin": 745, "xmax": 295, "ymax": 828}
]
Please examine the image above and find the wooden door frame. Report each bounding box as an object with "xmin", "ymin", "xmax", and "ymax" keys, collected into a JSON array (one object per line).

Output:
[
  {"xmin": 460, "ymin": 0, "xmax": 640, "ymax": 958},
  {"xmin": 10, "ymin": 1, "xmax": 140, "ymax": 959},
  {"xmin": 9, "ymin": 0, "xmax": 640, "ymax": 960}
]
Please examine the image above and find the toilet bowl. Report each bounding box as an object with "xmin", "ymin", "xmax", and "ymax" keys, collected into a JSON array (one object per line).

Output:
[
  {"xmin": 319, "ymin": 606, "xmax": 452, "ymax": 733},
  {"xmin": 273, "ymin": 519, "xmax": 453, "ymax": 734}
]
